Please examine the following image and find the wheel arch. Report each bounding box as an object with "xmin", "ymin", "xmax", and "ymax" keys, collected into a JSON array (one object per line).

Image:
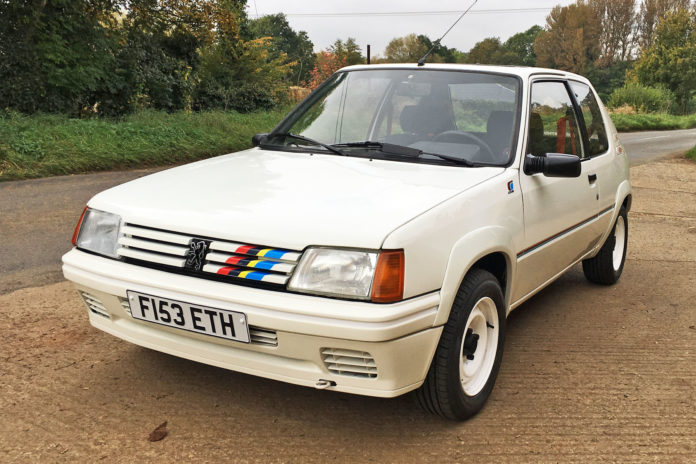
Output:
[
  {"xmin": 590, "ymin": 180, "xmax": 632, "ymax": 257},
  {"xmin": 435, "ymin": 227, "xmax": 516, "ymax": 326}
]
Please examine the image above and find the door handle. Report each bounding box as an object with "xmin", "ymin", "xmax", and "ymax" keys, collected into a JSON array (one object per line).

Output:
[{"xmin": 588, "ymin": 173, "xmax": 597, "ymax": 183}]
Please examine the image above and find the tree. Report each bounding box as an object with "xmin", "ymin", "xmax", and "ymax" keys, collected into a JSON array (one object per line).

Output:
[
  {"xmin": 306, "ymin": 51, "xmax": 346, "ymax": 89},
  {"xmin": 503, "ymin": 25, "xmax": 543, "ymax": 66},
  {"xmin": 0, "ymin": 0, "xmax": 123, "ymax": 114},
  {"xmin": 534, "ymin": 1, "xmax": 601, "ymax": 74},
  {"xmin": 590, "ymin": 0, "xmax": 637, "ymax": 66},
  {"xmin": 383, "ymin": 33, "xmax": 428, "ymax": 62},
  {"xmin": 630, "ymin": 9, "xmax": 696, "ymax": 112},
  {"xmin": 247, "ymin": 13, "xmax": 315, "ymax": 84},
  {"xmin": 330, "ymin": 38, "xmax": 364, "ymax": 66},
  {"xmin": 417, "ymin": 35, "xmax": 457, "ymax": 63},
  {"xmin": 382, "ymin": 33, "xmax": 458, "ymax": 63},
  {"xmin": 637, "ymin": 0, "xmax": 692, "ymax": 49},
  {"xmin": 466, "ymin": 37, "xmax": 516, "ymax": 64}
]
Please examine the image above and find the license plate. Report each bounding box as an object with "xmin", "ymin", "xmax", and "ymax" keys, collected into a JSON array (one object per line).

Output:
[{"xmin": 126, "ymin": 291, "xmax": 250, "ymax": 343}]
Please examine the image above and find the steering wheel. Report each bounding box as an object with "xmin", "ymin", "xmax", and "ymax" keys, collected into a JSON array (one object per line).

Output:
[{"xmin": 431, "ymin": 130, "xmax": 497, "ymax": 162}]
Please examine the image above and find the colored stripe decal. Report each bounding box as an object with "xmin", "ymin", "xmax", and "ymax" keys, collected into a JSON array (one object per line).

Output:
[
  {"xmin": 261, "ymin": 249, "xmax": 286, "ymax": 259},
  {"xmin": 215, "ymin": 265, "xmax": 282, "ymax": 282},
  {"xmin": 517, "ymin": 204, "xmax": 615, "ymax": 258},
  {"xmin": 236, "ymin": 245, "xmax": 255, "ymax": 255}
]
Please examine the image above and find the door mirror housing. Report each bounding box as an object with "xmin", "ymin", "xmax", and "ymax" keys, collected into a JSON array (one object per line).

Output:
[
  {"xmin": 524, "ymin": 153, "xmax": 581, "ymax": 178},
  {"xmin": 252, "ymin": 133, "xmax": 269, "ymax": 147}
]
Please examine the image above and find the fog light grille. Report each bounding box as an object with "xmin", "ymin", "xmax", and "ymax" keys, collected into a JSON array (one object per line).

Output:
[
  {"xmin": 321, "ymin": 348, "xmax": 377, "ymax": 378},
  {"xmin": 80, "ymin": 292, "xmax": 110, "ymax": 319},
  {"xmin": 119, "ymin": 298, "xmax": 132, "ymax": 315},
  {"xmin": 249, "ymin": 327, "xmax": 278, "ymax": 347}
]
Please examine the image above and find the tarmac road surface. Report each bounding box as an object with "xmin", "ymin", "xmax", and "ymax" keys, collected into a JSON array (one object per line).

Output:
[{"xmin": 619, "ymin": 128, "xmax": 696, "ymax": 164}]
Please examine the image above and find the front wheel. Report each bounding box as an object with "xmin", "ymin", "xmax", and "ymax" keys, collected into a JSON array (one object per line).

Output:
[
  {"xmin": 582, "ymin": 206, "xmax": 628, "ymax": 285},
  {"xmin": 415, "ymin": 268, "xmax": 506, "ymax": 420}
]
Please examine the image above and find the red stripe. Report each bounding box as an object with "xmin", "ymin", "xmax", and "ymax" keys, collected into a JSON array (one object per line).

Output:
[
  {"xmin": 225, "ymin": 256, "xmax": 244, "ymax": 265},
  {"xmin": 217, "ymin": 266, "xmax": 237, "ymax": 275},
  {"xmin": 236, "ymin": 245, "xmax": 255, "ymax": 254}
]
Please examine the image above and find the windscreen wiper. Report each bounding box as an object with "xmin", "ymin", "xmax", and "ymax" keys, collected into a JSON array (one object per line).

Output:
[
  {"xmin": 333, "ymin": 141, "xmax": 475, "ymax": 167},
  {"xmin": 265, "ymin": 132, "xmax": 346, "ymax": 156}
]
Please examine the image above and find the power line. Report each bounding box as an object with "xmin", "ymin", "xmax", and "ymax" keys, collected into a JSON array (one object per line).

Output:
[{"xmin": 253, "ymin": 8, "xmax": 554, "ymax": 18}]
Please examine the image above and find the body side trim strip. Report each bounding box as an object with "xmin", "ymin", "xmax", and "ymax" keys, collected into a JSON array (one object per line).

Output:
[{"xmin": 517, "ymin": 204, "xmax": 614, "ymax": 259}]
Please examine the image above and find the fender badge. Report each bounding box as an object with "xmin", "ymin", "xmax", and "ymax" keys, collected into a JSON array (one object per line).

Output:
[{"xmin": 507, "ymin": 180, "xmax": 515, "ymax": 194}]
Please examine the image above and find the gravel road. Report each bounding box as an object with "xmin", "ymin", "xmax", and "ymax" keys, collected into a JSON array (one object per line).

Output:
[{"xmin": 1, "ymin": 138, "xmax": 695, "ymax": 463}]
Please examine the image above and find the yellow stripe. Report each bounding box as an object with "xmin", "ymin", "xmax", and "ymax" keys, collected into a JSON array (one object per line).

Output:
[
  {"xmin": 238, "ymin": 270, "xmax": 252, "ymax": 278},
  {"xmin": 257, "ymin": 248, "xmax": 272, "ymax": 257},
  {"xmin": 247, "ymin": 260, "xmax": 260, "ymax": 268}
]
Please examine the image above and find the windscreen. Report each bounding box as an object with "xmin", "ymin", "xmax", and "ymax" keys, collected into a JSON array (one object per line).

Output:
[{"xmin": 270, "ymin": 69, "xmax": 521, "ymax": 166}]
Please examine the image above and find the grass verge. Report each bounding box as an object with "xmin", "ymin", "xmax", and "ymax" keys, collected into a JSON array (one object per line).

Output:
[
  {"xmin": 610, "ymin": 113, "xmax": 696, "ymax": 132},
  {"xmin": 0, "ymin": 109, "xmax": 289, "ymax": 181},
  {"xmin": 2, "ymin": 109, "xmax": 695, "ymax": 181},
  {"xmin": 686, "ymin": 145, "xmax": 696, "ymax": 161}
]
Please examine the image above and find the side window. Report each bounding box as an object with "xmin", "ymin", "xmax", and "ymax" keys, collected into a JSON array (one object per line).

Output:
[
  {"xmin": 570, "ymin": 82, "xmax": 609, "ymax": 157},
  {"xmin": 527, "ymin": 81, "xmax": 585, "ymax": 159}
]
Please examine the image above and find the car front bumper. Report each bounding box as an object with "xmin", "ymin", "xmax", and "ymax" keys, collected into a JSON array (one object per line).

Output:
[{"xmin": 62, "ymin": 249, "xmax": 443, "ymax": 397}]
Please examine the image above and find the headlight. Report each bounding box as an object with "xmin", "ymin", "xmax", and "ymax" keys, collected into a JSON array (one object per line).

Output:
[
  {"xmin": 288, "ymin": 248, "xmax": 404, "ymax": 302},
  {"xmin": 74, "ymin": 207, "xmax": 122, "ymax": 258}
]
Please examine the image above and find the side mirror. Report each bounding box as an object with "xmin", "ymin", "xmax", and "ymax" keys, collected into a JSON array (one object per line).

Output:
[
  {"xmin": 252, "ymin": 133, "xmax": 269, "ymax": 147},
  {"xmin": 524, "ymin": 153, "xmax": 581, "ymax": 178}
]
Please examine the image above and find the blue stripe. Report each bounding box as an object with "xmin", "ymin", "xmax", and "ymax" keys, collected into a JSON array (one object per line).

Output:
[
  {"xmin": 253, "ymin": 260, "xmax": 276, "ymax": 270},
  {"xmin": 263, "ymin": 250, "xmax": 286, "ymax": 259},
  {"xmin": 245, "ymin": 271, "xmax": 267, "ymax": 281}
]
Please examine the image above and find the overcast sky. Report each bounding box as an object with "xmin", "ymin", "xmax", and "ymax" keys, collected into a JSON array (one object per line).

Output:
[{"xmin": 247, "ymin": 0, "xmax": 577, "ymax": 56}]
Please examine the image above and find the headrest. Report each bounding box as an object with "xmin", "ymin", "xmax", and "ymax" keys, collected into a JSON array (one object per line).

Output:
[
  {"xmin": 400, "ymin": 102, "xmax": 454, "ymax": 135},
  {"xmin": 400, "ymin": 105, "xmax": 420, "ymax": 134},
  {"xmin": 487, "ymin": 111, "xmax": 514, "ymax": 134}
]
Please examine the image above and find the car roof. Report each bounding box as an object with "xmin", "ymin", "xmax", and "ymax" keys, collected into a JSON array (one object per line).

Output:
[{"xmin": 338, "ymin": 63, "xmax": 590, "ymax": 84}]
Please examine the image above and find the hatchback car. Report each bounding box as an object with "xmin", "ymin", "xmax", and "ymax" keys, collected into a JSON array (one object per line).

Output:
[{"xmin": 63, "ymin": 64, "xmax": 631, "ymax": 420}]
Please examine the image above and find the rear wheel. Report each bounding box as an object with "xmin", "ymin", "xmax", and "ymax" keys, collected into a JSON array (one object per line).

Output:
[
  {"xmin": 415, "ymin": 268, "xmax": 506, "ymax": 420},
  {"xmin": 583, "ymin": 206, "xmax": 628, "ymax": 285}
]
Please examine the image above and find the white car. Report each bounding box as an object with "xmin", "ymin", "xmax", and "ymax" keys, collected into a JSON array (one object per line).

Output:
[{"xmin": 63, "ymin": 64, "xmax": 631, "ymax": 420}]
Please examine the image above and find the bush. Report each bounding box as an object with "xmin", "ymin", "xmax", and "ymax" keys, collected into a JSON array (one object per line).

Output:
[{"xmin": 607, "ymin": 83, "xmax": 675, "ymax": 113}]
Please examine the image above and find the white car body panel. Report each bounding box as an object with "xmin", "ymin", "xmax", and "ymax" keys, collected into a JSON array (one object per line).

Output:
[
  {"xmin": 89, "ymin": 149, "xmax": 504, "ymax": 252},
  {"xmin": 62, "ymin": 64, "xmax": 631, "ymax": 397}
]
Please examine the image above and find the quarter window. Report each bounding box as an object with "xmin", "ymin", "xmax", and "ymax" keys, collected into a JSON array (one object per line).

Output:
[
  {"xmin": 527, "ymin": 81, "xmax": 585, "ymax": 159},
  {"xmin": 570, "ymin": 82, "xmax": 609, "ymax": 157}
]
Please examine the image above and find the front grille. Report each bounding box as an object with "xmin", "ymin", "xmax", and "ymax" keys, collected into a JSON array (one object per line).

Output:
[
  {"xmin": 80, "ymin": 292, "xmax": 110, "ymax": 319},
  {"xmin": 116, "ymin": 224, "xmax": 301, "ymax": 288},
  {"xmin": 321, "ymin": 348, "xmax": 378, "ymax": 379}
]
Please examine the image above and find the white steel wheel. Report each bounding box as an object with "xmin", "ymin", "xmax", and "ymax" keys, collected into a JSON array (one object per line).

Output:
[
  {"xmin": 612, "ymin": 215, "xmax": 626, "ymax": 271},
  {"xmin": 415, "ymin": 268, "xmax": 506, "ymax": 421},
  {"xmin": 459, "ymin": 297, "xmax": 499, "ymax": 396},
  {"xmin": 582, "ymin": 205, "xmax": 628, "ymax": 285}
]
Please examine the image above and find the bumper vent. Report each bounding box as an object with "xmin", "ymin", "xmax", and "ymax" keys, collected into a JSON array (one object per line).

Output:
[
  {"xmin": 119, "ymin": 298, "xmax": 132, "ymax": 315},
  {"xmin": 115, "ymin": 224, "xmax": 301, "ymax": 288},
  {"xmin": 321, "ymin": 348, "xmax": 377, "ymax": 379},
  {"xmin": 80, "ymin": 292, "xmax": 110, "ymax": 319},
  {"xmin": 249, "ymin": 327, "xmax": 278, "ymax": 347}
]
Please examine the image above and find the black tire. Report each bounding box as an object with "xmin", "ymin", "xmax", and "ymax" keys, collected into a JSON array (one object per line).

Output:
[
  {"xmin": 582, "ymin": 206, "xmax": 628, "ymax": 285},
  {"xmin": 415, "ymin": 268, "xmax": 506, "ymax": 420}
]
